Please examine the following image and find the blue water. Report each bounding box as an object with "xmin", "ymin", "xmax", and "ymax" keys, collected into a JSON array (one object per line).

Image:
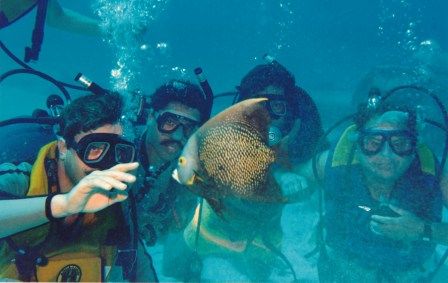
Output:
[
  {"xmin": 1, "ymin": 0, "xmax": 447, "ymax": 281},
  {"xmin": 1, "ymin": 0, "xmax": 447, "ymax": 120}
]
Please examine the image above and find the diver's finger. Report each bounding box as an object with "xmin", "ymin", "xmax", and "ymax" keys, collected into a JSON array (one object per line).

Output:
[
  {"xmin": 88, "ymin": 178, "xmax": 116, "ymax": 191},
  {"xmin": 108, "ymin": 162, "xmax": 139, "ymax": 172},
  {"xmin": 94, "ymin": 191, "xmax": 128, "ymax": 209},
  {"xmin": 371, "ymin": 215, "xmax": 397, "ymax": 224},
  {"xmin": 389, "ymin": 204, "xmax": 409, "ymax": 216},
  {"xmin": 109, "ymin": 193, "xmax": 128, "ymax": 204},
  {"xmin": 98, "ymin": 176, "xmax": 128, "ymax": 190},
  {"xmin": 99, "ymin": 170, "xmax": 137, "ymax": 183}
]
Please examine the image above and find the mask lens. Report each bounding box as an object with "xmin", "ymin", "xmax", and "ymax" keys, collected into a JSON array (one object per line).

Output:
[
  {"xmin": 360, "ymin": 134, "xmax": 384, "ymax": 155},
  {"xmin": 269, "ymin": 99, "xmax": 287, "ymax": 117},
  {"xmin": 157, "ymin": 113, "xmax": 181, "ymax": 133},
  {"xmin": 115, "ymin": 144, "xmax": 136, "ymax": 163},
  {"xmin": 84, "ymin": 142, "xmax": 110, "ymax": 162},
  {"xmin": 390, "ymin": 134, "xmax": 414, "ymax": 155},
  {"xmin": 160, "ymin": 113, "xmax": 181, "ymax": 132}
]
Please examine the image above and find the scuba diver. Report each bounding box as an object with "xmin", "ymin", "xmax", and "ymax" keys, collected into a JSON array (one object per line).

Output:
[
  {"xmin": 235, "ymin": 58, "xmax": 327, "ymax": 165},
  {"xmin": 128, "ymin": 79, "xmax": 213, "ymax": 279},
  {"xmin": 0, "ymin": 92, "xmax": 162, "ymax": 281},
  {"xmin": 294, "ymin": 86, "xmax": 448, "ymax": 282}
]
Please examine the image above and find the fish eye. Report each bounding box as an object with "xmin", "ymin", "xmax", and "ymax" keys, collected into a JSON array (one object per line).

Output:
[{"xmin": 179, "ymin": 156, "xmax": 187, "ymax": 165}]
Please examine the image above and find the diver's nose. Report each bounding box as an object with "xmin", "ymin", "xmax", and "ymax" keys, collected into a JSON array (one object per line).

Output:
[{"xmin": 379, "ymin": 141, "xmax": 393, "ymax": 157}]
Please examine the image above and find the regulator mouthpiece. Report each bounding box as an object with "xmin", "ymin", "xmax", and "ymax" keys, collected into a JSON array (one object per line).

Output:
[{"xmin": 268, "ymin": 125, "xmax": 283, "ymax": 146}]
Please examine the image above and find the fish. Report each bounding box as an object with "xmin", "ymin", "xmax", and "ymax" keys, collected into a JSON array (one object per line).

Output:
[{"xmin": 172, "ymin": 98, "xmax": 285, "ymax": 209}]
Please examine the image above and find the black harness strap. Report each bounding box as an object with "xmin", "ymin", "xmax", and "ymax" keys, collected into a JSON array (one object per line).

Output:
[
  {"xmin": 117, "ymin": 187, "xmax": 159, "ymax": 281},
  {"xmin": 135, "ymin": 160, "xmax": 171, "ymax": 202}
]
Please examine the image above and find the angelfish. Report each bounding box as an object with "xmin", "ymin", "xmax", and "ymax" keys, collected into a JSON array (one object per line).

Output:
[{"xmin": 172, "ymin": 98, "xmax": 285, "ymax": 209}]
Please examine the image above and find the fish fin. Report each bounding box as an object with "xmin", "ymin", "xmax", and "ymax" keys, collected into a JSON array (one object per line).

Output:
[
  {"xmin": 172, "ymin": 167, "xmax": 199, "ymax": 186},
  {"xmin": 172, "ymin": 169, "xmax": 181, "ymax": 183},
  {"xmin": 205, "ymin": 198, "xmax": 225, "ymax": 218}
]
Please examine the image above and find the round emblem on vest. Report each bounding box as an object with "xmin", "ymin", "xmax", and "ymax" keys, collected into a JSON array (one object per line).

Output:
[{"xmin": 57, "ymin": 264, "xmax": 82, "ymax": 282}]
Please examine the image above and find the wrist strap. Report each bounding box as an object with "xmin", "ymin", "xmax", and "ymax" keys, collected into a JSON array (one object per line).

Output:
[{"xmin": 45, "ymin": 193, "xmax": 58, "ymax": 222}]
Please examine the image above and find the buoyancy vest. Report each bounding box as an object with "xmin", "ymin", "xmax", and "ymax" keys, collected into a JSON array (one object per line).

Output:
[
  {"xmin": 324, "ymin": 125, "xmax": 443, "ymax": 271},
  {"xmin": 0, "ymin": 142, "xmax": 127, "ymax": 281}
]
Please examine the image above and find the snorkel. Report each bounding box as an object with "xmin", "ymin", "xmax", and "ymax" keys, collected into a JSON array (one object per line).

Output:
[{"xmin": 194, "ymin": 67, "xmax": 214, "ymax": 121}]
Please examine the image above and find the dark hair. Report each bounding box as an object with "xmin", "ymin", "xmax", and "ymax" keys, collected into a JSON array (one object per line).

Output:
[
  {"xmin": 60, "ymin": 93, "xmax": 124, "ymax": 145},
  {"xmin": 149, "ymin": 80, "xmax": 209, "ymax": 123},
  {"xmin": 237, "ymin": 63, "xmax": 296, "ymax": 106},
  {"xmin": 291, "ymin": 86, "xmax": 328, "ymax": 161}
]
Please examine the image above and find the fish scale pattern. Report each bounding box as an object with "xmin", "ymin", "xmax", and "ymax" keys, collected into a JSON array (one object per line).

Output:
[{"xmin": 199, "ymin": 122, "xmax": 275, "ymax": 200}]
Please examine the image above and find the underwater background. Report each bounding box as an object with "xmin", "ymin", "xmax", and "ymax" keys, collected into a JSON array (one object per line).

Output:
[{"xmin": 1, "ymin": 0, "xmax": 447, "ymax": 281}]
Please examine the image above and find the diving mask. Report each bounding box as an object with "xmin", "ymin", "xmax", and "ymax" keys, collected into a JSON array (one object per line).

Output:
[
  {"xmin": 358, "ymin": 129, "xmax": 416, "ymax": 157},
  {"xmin": 69, "ymin": 133, "xmax": 136, "ymax": 170},
  {"xmin": 156, "ymin": 111, "xmax": 200, "ymax": 136}
]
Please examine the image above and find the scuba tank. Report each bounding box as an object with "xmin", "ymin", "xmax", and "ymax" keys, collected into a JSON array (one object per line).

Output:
[{"xmin": 0, "ymin": 122, "xmax": 56, "ymax": 164}]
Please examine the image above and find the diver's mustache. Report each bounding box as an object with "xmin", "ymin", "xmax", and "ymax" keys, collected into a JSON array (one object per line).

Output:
[{"xmin": 160, "ymin": 140, "xmax": 183, "ymax": 147}]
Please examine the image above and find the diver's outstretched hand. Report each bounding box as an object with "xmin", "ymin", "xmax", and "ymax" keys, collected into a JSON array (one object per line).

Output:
[
  {"xmin": 52, "ymin": 162, "xmax": 139, "ymax": 217},
  {"xmin": 273, "ymin": 169, "xmax": 311, "ymax": 202}
]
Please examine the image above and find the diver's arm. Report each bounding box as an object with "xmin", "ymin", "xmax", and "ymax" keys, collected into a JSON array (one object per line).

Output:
[
  {"xmin": 0, "ymin": 162, "xmax": 49, "ymax": 237},
  {"xmin": 0, "ymin": 163, "xmax": 138, "ymax": 238},
  {"xmin": 46, "ymin": 0, "xmax": 101, "ymax": 36},
  {"xmin": 0, "ymin": 196, "xmax": 52, "ymax": 238},
  {"xmin": 273, "ymin": 167, "xmax": 312, "ymax": 202},
  {"xmin": 371, "ymin": 207, "xmax": 448, "ymax": 245},
  {"xmin": 0, "ymin": 194, "xmax": 78, "ymax": 238},
  {"xmin": 273, "ymin": 151, "xmax": 328, "ymax": 202}
]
